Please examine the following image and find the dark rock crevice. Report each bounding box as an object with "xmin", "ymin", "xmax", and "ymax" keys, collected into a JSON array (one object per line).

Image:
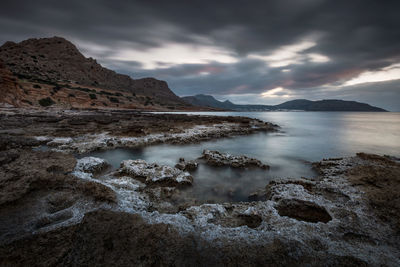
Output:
[{"xmin": 275, "ymin": 199, "xmax": 332, "ymax": 223}]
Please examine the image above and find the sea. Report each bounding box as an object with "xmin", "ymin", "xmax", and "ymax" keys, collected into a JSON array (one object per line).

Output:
[{"xmin": 85, "ymin": 112, "xmax": 400, "ymax": 203}]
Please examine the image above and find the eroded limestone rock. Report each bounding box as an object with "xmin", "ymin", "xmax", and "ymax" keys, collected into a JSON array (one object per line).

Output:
[
  {"xmin": 175, "ymin": 157, "xmax": 198, "ymax": 171},
  {"xmin": 75, "ymin": 156, "xmax": 109, "ymax": 175},
  {"xmin": 120, "ymin": 159, "xmax": 193, "ymax": 186},
  {"xmin": 201, "ymin": 149, "xmax": 269, "ymax": 169}
]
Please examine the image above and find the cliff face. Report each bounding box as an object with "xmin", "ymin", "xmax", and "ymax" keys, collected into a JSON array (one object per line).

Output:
[
  {"xmin": 0, "ymin": 37, "xmax": 187, "ymax": 108},
  {"xmin": 0, "ymin": 60, "xmax": 26, "ymax": 107}
]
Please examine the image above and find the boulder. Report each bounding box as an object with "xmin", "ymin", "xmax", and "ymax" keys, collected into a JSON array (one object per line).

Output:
[
  {"xmin": 201, "ymin": 149, "xmax": 269, "ymax": 169},
  {"xmin": 74, "ymin": 157, "xmax": 109, "ymax": 175},
  {"xmin": 175, "ymin": 157, "xmax": 198, "ymax": 171},
  {"xmin": 120, "ymin": 159, "xmax": 193, "ymax": 186}
]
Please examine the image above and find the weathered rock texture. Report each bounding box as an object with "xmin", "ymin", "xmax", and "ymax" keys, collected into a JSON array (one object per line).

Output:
[
  {"xmin": 74, "ymin": 156, "xmax": 110, "ymax": 178},
  {"xmin": 0, "ymin": 108, "xmax": 276, "ymax": 154},
  {"xmin": 0, "ymin": 60, "xmax": 27, "ymax": 107},
  {"xmin": 1, "ymin": 147, "xmax": 399, "ymax": 265},
  {"xmin": 201, "ymin": 149, "xmax": 270, "ymax": 169},
  {"xmin": 0, "ymin": 109, "xmax": 277, "ymax": 151},
  {"xmin": 0, "ymin": 109, "xmax": 398, "ymax": 265},
  {"xmin": 175, "ymin": 157, "xmax": 198, "ymax": 171},
  {"xmin": 120, "ymin": 159, "xmax": 193, "ymax": 186}
]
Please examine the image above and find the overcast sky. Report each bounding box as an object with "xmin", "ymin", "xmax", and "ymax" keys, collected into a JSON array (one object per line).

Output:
[{"xmin": 1, "ymin": 0, "xmax": 399, "ymax": 110}]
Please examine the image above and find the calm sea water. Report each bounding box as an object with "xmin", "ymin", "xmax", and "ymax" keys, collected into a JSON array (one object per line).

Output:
[{"xmin": 85, "ymin": 112, "xmax": 400, "ymax": 203}]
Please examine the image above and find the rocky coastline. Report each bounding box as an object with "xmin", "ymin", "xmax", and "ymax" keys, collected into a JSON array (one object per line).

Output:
[{"xmin": 0, "ymin": 108, "xmax": 399, "ymax": 266}]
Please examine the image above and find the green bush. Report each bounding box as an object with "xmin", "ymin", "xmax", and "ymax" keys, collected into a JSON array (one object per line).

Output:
[
  {"xmin": 109, "ymin": 97, "xmax": 119, "ymax": 103},
  {"xmin": 89, "ymin": 93, "xmax": 97, "ymax": 99},
  {"xmin": 68, "ymin": 93, "xmax": 75, "ymax": 97},
  {"xmin": 38, "ymin": 97, "xmax": 55, "ymax": 107},
  {"xmin": 99, "ymin": 90, "xmax": 114, "ymax": 96},
  {"xmin": 33, "ymin": 84, "xmax": 41, "ymax": 89}
]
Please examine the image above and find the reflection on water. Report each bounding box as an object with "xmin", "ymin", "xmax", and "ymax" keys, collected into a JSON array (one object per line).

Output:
[
  {"xmin": 83, "ymin": 112, "xmax": 400, "ymax": 203},
  {"xmin": 160, "ymin": 111, "xmax": 400, "ymax": 159},
  {"xmin": 83, "ymin": 142, "xmax": 315, "ymax": 202}
]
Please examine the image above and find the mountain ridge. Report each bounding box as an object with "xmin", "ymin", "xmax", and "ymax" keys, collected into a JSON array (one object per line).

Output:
[
  {"xmin": 0, "ymin": 36, "xmax": 190, "ymax": 109},
  {"xmin": 182, "ymin": 94, "xmax": 387, "ymax": 112}
]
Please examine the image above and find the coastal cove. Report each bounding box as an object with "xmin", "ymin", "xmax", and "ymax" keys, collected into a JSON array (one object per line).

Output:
[
  {"xmin": 1, "ymin": 1, "xmax": 400, "ymax": 263},
  {"xmin": 1, "ymin": 108, "xmax": 400, "ymax": 265},
  {"xmin": 80, "ymin": 111, "xmax": 400, "ymax": 203}
]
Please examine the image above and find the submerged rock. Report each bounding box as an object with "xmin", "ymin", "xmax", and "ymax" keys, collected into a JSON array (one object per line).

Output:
[
  {"xmin": 120, "ymin": 159, "xmax": 193, "ymax": 186},
  {"xmin": 175, "ymin": 157, "xmax": 198, "ymax": 171},
  {"xmin": 201, "ymin": 149, "xmax": 269, "ymax": 169}
]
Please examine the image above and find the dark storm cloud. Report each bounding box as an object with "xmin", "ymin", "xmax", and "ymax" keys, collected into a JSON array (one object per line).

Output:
[{"xmin": 1, "ymin": 0, "xmax": 399, "ymax": 109}]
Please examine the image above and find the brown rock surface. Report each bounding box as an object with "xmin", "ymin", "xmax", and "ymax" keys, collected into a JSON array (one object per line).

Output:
[
  {"xmin": 0, "ymin": 60, "xmax": 26, "ymax": 107},
  {"xmin": 0, "ymin": 209, "xmax": 370, "ymax": 266},
  {"xmin": 0, "ymin": 108, "xmax": 398, "ymax": 265},
  {"xmin": 347, "ymin": 153, "xmax": 400, "ymax": 232}
]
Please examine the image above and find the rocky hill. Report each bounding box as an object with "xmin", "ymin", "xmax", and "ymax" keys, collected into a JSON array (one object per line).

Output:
[
  {"xmin": 183, "ymin": 94, "xmax": 387, "ymax": 112},
  {"xmin": 182, "ymin": 94, "xmax": 237, "ymax": 110},
  {"xmin": 274, "ymin": 99, "xmax": 387, "ymax": 111},
  {"xmin": 0, "ymin": 37, "xmax": 190, "ymax": 110}
]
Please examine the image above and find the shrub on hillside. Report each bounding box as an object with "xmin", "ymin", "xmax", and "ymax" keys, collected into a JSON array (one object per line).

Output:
[
  {"xmin": 109, "ymin": 97, "xmax": 119, "ymax": 103},
  {"xmin": 38, "ymin": 97, "xmax": 55, "ymax": 107}
]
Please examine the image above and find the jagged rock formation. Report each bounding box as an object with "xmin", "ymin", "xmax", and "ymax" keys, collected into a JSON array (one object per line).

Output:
[
  {"xmin": 201, "ymin": 149, "xmax": 270, "ymax": 169},
  {"xmin": 175, "ymin": 158, "xmax": 198, "ymax": 171},
  {"xmin": 74, "ymin": 157, "xmax": 110, "ymax": 178},
  {"xmin": 0, "ymin": 108, "xmax": 399, "ymax": 265},
  {"xmin": 0, "ymin": 37, "xmax": 189, "ymax": 109},
  {"xmin": 119, "ymin": 159, "xmax": 193, "ymax": 186}
]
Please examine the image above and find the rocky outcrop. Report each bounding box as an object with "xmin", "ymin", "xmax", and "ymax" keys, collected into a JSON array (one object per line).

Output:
[
  {"xmin": 201, "ymin": 149, "xmax": 269, "ymax": 169},
  {"xmin": 27, "ymin": 113, "xmax": 276, "ymax": 154},
  {"xmin": 0, "ymin": 37, "xmax": 187, "ymax": 108},
  {"xmin": 120, "ymin": 159, "xmax": 193, "ymax": 186},
  {"xmin": 175, "ymin": 157, "xmax": 198, "ymax": 171},
  {"xmin": 74, "ymin": 157, "xmax": 110, "ymax": 178},
  {"xmin": 0, "ymin": 108, "xmax": 278, "ymax": 153},
  {"xmin": 0, "ymin": 60, "xmax": 27, "ymax": 107},
  {"xmin": 0, "ymin": 145, "xmax": 399, "ymax": 265},
  {"xmin": 1, "ymin": 109, "xmax": 398, "ymax": 265}
]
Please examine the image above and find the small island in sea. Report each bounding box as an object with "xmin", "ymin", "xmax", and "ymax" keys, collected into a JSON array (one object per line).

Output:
[{"xmin": 0, "ymin": 1, "xmax": 399, "ymax": 266}]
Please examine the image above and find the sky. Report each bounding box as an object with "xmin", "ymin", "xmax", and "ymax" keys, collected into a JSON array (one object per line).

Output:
[{"xmin": 1, "ymin": 0, "xmax": 399, "ymax": 111}]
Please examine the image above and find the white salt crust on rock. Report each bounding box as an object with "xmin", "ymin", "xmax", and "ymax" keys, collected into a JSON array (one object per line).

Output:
[
  {"xmin": 34, "ymin": 121, "xmax": 275, "ymax": 154},
  {"xmin": 119, "ymin": 159, "xmax": 193, "ymax": 186},
  {"xmin": 73, "ymin": 156, "xmax": 109, "ymax": 179}
]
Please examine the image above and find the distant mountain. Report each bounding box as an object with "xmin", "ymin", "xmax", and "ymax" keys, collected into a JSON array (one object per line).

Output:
[
  {"xmin": 0, "ymin": 36, "xmax": 190, "ymax": 109},
  {"xmin": 182, "ymin": 95, "xmax": 387, "ymax": 112},
  {"xmin": 182, "ymin": 94, "xmax": 237, "ymax": 109}
]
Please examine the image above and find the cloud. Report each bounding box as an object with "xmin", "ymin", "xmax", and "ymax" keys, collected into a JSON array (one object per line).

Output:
[
  {"xmin": 261, "ymin": 87, "xmax": 292, "ymax": 98},
  {"xmin": 247, "ymin": 39, "xmax": 328, "ymax": 67},
  {"xmin": 109, "ymin": 42, "xmax": 238, "ymax": 69},
  {"xmin": 343, "ymin": 63, "xmax": 400, "ymax": 86}
]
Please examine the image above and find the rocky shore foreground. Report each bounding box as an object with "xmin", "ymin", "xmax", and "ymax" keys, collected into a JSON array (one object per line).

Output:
[{"xmin": 0, "ymin": 108, "xmax": 399, "ymax": 266}]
